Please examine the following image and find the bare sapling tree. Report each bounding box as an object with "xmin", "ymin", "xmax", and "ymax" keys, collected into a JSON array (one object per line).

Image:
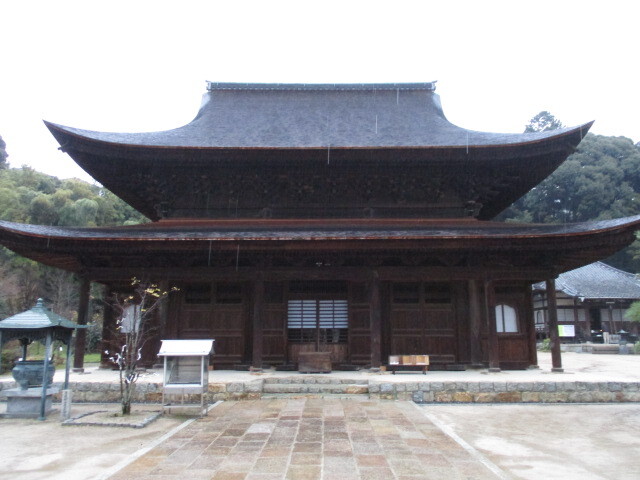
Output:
[{"xmin": 106, "ymin": 278, "xmax": 178, "ymax": 415}]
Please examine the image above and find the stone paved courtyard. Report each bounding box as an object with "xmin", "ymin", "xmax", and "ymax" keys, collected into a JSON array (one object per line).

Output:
[{"xmin": 114, "ymin": 398, "xmax": 500, "ymax": 480}]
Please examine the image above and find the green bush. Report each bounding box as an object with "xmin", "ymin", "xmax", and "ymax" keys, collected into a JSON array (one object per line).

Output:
[
  {"xmin": 1, "ymin": 350, "xmax": 18, "ymax": 374},
  {"xmin": 538, "ymin": 338, "xmax": 551, "ymax": 351}
]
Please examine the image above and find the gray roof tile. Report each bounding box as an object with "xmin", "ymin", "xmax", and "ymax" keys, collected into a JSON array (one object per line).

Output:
[
  {"xmin": 534, "ymin": 262, "xmax": 640, "ymax": 299},
  {"xmin": 45, "ymin": 83, "xmax": 592, "ymax": 149}
]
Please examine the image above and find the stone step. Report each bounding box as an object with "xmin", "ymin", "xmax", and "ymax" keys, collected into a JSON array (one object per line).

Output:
[
  {"xmin": 261, "ymin": 393, "xmax": 369, "ymax": 400},
  {"xmin": 262, "ymin": 383, "xmax": 369, "ymax": 395},
  {"xmin": 263, "ymin": 377, "xmax": 367, "ymax": 385}
]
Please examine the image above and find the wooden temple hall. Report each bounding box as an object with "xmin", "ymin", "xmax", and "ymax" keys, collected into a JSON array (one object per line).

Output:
[{"xmin": 1, "ymin": 82, "xmax": 639, "ymax": 372}]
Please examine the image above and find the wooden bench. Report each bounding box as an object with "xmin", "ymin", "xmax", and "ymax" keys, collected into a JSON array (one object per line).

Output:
[{"xmin": 388, "ymin": 355, "xmax": 429, "ymax": 374}]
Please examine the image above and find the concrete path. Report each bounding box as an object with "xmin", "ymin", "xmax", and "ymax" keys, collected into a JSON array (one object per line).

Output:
[
  {"xmin": 424, "ymin": 403, "xmax": 640, "ymax": 480},
  {"xmin": 0, "ymin": 405, "xmax": 185, "ymax": 480}
]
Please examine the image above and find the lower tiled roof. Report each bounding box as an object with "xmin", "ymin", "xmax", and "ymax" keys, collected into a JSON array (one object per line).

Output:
[
  {"xmin": 1, "ymin": 217, "xmax": 639, "ymax": 242},
  {"xmin": 534, "ymin": 261, "xmax": 640, "ymax": 299}
]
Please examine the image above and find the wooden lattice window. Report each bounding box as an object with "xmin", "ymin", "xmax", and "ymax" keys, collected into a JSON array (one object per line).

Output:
[{"xmin": 287, "ymin": 299, "xmax": 348, "ymax": 343}]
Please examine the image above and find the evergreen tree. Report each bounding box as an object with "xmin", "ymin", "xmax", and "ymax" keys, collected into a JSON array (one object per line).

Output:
[
  {"xmin": 524, "ymin": 111, "xmax": 564, "ymax": 133},
  {"xmin": 0, "ymin": 135, "xmax": 7, "ymax": 169}
]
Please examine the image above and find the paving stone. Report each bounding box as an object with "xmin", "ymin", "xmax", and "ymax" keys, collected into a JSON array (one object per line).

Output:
[
  {"xmin": 253, "ymin": 457, "xmax": 288, "ymax": 474},
  {"xmin": 111, "ymin": 397, "xmax": 548, "ymax": 479},
  {"xmin": 286, "ymin": 465, "xmax": 321, "ymax": 479},
  {"xmin": 355, "ymin": 454, "xmax": 389, "ymax": 467}
]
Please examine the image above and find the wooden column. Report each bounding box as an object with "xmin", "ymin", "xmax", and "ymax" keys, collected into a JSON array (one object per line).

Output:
[
  {"xmin": 150, "ymin": 279, "xmax": 170, "ymax": 368},
  {"xmin": 252, "ymin": 277, "xmax": 264, "ymax": 368},
  {"xmin": 73, "ymin": 277, "xmax": 91, "ymax": 372},
  {"xmin": 468, "ymin": 279, "xmax": 483, "ymax": 367},
  {"xmin": 157, "ymin": 279, "xmax": 169, "ymax": 338},
  {"xmin": 607, "ymin": 306, "xmax": 616, "ymax": 334},
  {"xmin": 369, "ymin": 271, "xmax": 382, "ymax": 368},
  {"xmin": 525, "ymin": 286, "xmax": 538, "ymax": 368},
  {"xmin": 484, "ymin": 279, "xmax": 500, "ymax": 372},
  {"xmin": 545, "ymin": 278, "xmax": 563, "ymax": 372},
  {"xmin": 100, "ymin": 287, "xmax": 117, "ymax": 368}
]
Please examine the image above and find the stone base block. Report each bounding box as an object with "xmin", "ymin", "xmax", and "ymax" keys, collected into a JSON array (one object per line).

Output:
[{"xmin": 1, "ymin": 387, "xmax": 59, "ymax": 418}]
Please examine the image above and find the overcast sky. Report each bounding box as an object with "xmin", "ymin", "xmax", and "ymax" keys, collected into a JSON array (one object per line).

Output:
[{"xmin": 1, "ymin": 0, "xmax": 638, "ymax": 182}]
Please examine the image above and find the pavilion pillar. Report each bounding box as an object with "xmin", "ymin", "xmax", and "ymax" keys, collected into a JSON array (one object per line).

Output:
[
  {"xmin": 369, "ymin": 271, "xmax": 382, "ymax": 368},
  {"xmin": 73, "ymin": 277, "xmax": 91, "ymax": 372},
  {"xmin": 252, "ymin": 277, "xmax": 264, "ymax": 369},
  {"xmin": 545, "ymin": 278, "xmax": 564, "ymax": 372},
  {"xmin": 100, "ymin": 287, "xmax": 117, "ymax": 369},
  {"xmin": 39, "ymin": 330, "xmax": 52, "ymax": 421},
  {"xmin": 484, "ymin": 279, "xmax": 500, "ymax": 372},
  {"xmin": 468, "ymin": 279, "xmax": 483, "ymax": 367}
]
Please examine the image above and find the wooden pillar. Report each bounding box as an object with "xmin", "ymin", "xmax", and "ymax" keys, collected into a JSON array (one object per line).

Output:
[
  {"xmin": 525, "ymin": 286, "xmax": 538, "ymax": 368},
  {"xmin": 100, "ymin": 287, "xmax": 117, "ymax": 368},
  {"xmin": 252, "ymin": 277, "xmax": 264, "ymax": 368},
  {"xmin": 73, "ymin": 277, "xmax": 91, "ymax": 372},
  {"xmin": 370, "ymin": 271, "xmax": 382, "ymax": 368},
  {"xmin": 157, "ymin": 279, "xmax": 169, "ymax": 338},
  {"xmin": 151, "ymin": 279, "xmax": 170, "ymax": 368},
  {"xmin": 484, "ymin": 279, "xmax": 500, "ymax": 372},
  {"xmin": 545, "ymin": 278, "xmax": 563, "ymax": 372},
  {"xmin": 607, "ymin": 306, "xmax": 616, "ymax": 334},
  {"xmin": 468, "ymin": 279, "xmax": 483, "ymax": 366}
]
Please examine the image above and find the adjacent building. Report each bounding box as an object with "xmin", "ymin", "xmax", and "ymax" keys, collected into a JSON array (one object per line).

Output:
[{"xmin": 533, "ymin": 261, "xmax": 640, "ymax": 342}]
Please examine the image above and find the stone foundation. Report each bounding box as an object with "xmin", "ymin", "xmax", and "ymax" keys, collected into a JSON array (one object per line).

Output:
[{"xmin": 1, "ymin": 378, "xmax": 638, "ymax": 404}]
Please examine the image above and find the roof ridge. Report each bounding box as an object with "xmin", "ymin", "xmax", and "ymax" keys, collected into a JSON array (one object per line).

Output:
[
  {"xmin": 595, "ymin": 260, "xmax": 637, "ymax": 279},
  {"xmin": 205, "ymin": 81, "xmax": 437, "ymax": 92}
]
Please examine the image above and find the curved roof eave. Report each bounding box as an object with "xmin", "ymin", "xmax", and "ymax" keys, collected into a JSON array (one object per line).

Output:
[
  {"xmin": 1, "ymin": 215, "xmax": 639, "ymax": 243},
  {"xmin": 43, "ymin": 119, "xmax": 593, "ymax": 152}
]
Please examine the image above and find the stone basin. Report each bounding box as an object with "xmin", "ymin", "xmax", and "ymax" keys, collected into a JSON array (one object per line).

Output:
[{"xmin": 12, "ymin": 360, "xmax": 55, "ymax": 390}]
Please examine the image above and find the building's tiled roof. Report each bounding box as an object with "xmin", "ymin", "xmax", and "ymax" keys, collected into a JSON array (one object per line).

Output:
[
  {"xmin": 0, "ymin": 299, "xmax": 82, "ymax": 331},
  {"xmin": 2, "ymin": 217, "xmax": 639, "ymax": 242},
  {"xmin": 45, "ymin": 82, "xmax": 592, "ymax": 149},
  {"xmin": 533, "ymin": 261, "xmax": 640, "ymax": 300}
]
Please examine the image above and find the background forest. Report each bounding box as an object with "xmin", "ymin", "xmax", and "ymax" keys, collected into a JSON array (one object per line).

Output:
[
  {"xmin": 0, "ymin": 112, "xmax": 639, "ymax": 335},
  {"xmin": 0, "ymin": 134, "xmax": 147, "ymax": 350}
]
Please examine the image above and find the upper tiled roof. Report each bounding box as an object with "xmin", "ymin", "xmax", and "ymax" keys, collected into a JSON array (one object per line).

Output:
[
  {"xmin": 534, "ymin": 261, "xmax": 640, "ymax": 299},
  {"xmin": 45, "ymin": 82, "xmax": 592, "ymax": 149}
]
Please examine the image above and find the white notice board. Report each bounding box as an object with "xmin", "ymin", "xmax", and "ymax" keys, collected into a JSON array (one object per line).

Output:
[{"xmin": 558, "ymin": 325, "xmax": 575, "ymax": 337}]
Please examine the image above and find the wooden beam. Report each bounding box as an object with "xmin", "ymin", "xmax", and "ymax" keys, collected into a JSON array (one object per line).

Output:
[
  {"xmin": 545, "ymin": 278, "xmax": 564, "ymax": 372},
  {"xmin": 86, "ymin": 265, "xmax": 552, "ymax": 283}
]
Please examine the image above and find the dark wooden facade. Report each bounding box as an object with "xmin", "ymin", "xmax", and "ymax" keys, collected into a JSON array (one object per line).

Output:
[{"xmin": 1, "ymin": 82, "xmax": 639, "ymax": 371}]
